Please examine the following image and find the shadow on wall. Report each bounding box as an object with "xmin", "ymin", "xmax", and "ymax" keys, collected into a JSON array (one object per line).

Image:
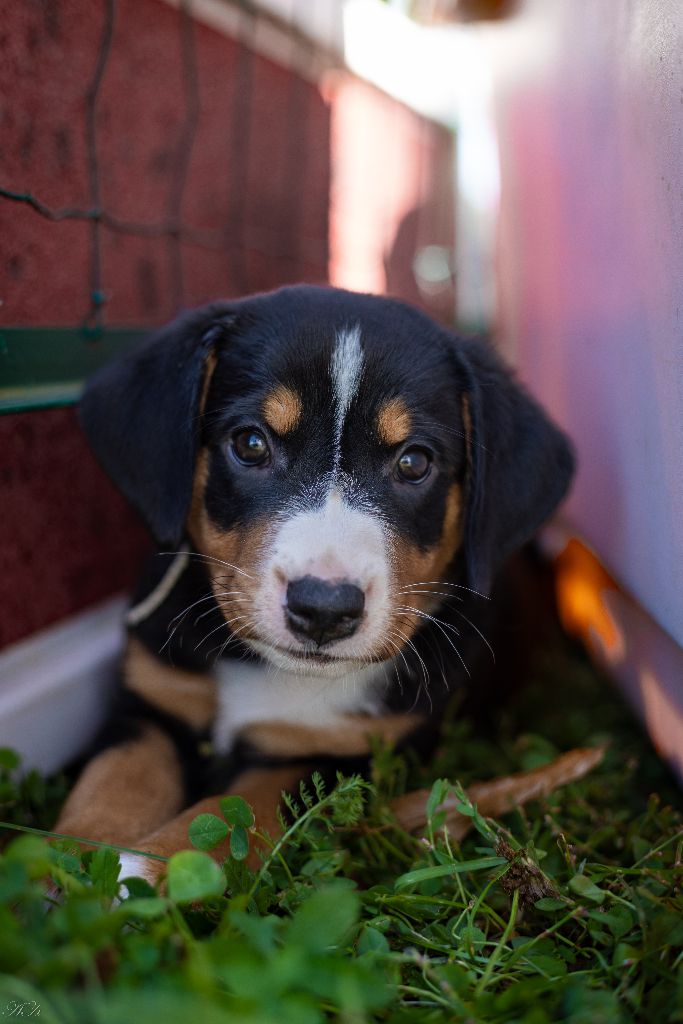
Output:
[{"xmin": 384, "ymin": 205, "xmax": 456, "ymax": 325}]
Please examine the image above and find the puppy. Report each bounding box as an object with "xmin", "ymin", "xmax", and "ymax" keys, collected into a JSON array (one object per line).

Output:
[{"xmin": 56, "ymin": 284, "xmax": 574, "ymax": 882}]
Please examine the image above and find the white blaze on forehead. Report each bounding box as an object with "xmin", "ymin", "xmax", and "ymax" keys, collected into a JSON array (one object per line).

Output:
[
  {"xmin": 244, "ymin": 327, "xmax": 393, "ymax": 667},
  {"xmin": 331, "ymin": 325, "xmax": 363, "ymax": 466}
]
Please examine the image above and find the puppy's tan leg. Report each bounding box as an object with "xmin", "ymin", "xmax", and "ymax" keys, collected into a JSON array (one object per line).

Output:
[
  {"xmin": 121, "ymin": 764, "xmax": 306, "ymax": 882},
  {"xmin": 55, "ymin": 638, "xmax": 217, "ymax": 847},
  {"xmin": 55, "ymin": 724, "xmax": 186, "ymax": 845}
]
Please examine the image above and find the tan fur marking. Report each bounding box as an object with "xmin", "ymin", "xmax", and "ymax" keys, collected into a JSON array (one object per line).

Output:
[
  {"xmin": 189, "ymin": 447, "xmax": 210, "ymax": 525},
  {"xmin": 388, "ymin": 483, "xmax": 464, "ymax": 638},
  {"xmin": 376, "ymin": 398, "xmax": 412, "ymax": 447},
  {"xmin": 188, "ymin": 448, "xmax": 268, "ymax": 644},
  {"xmin": 55, "ymin": 725, "xmax": 185, "ymax": 845},
  {"xmin": 263, "ymin": 385, "xmax": 303, "ymax": 435},
  {"xmin": 125, "ymin": 638, "xmax": 217, "ymax": 731},
  {"xmin": 239, "ymin": 712, "xmax": 426, "ymax": 758},
  {"xmin": 199, "ymin": 350, "xmax": 218, "ymax": 415}
]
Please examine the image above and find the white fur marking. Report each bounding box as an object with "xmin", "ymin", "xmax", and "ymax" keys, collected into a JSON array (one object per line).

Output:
[
  {"xmin": 117, "ymin": 852, "xmax": 159, "ymax": 897},
  {"xmin": 252, "ymin": 490, "xmax": 393, "ymax": 662},
  {"xmin": 331, "ymin": 325, "xmax": 363, "ymax": 470},
  {"xmin": 213, "ymin": 658, "xmax": 386, "ymax": 754}
]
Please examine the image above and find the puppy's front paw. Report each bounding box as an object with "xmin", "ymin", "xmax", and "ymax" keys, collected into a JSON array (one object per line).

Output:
[{"xmin": 117, "ymin": 851, "xmax": 166, "ymax": 896}]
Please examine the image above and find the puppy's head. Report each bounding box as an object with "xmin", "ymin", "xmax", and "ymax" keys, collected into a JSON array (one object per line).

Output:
[{"xmin": 81, "ymin": 285, "xmax": 574, "ymax": 676}]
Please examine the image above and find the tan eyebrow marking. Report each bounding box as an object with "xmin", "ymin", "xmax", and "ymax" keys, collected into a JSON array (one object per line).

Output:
[
  {"xmin": 263, "ymin": 385, "xmax": 303, "ymax": 435},
  {"xmin": 376, "ymin": 397, "xmax": 413, "ymax": 446}
]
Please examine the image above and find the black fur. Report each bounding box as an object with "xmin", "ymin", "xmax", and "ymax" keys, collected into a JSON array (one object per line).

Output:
[
  {"xmin": 85, "ymin": 687, "xmax": 212, "ymax": 805},
  {"xmin": 80, "ymin": 306, "xmax": 236, "ymax": 545},
  {"xmin": 81, "ymin": 286, "xmax": 573, "ymax": 593},
  {"xmin": 78, "ymin": 284, "xmax": 575, "ymax": 795},
  {"xmin": 198, "ymin": 289, "xmax": 470, "ymax": 557},
  {"xmin": 456, "ymin": 340, "xmax": 575, "ymax": 592}
]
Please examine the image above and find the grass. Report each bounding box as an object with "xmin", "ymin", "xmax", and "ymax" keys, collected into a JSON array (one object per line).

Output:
[{"xmin": 0, "ymin": 615, "xmax": 681, "ymax": 1022}]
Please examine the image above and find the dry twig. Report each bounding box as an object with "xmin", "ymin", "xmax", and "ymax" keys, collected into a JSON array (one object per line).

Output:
[{"xmin": 391, "ymin": 746, "xmax": 606, "ymax": 840}]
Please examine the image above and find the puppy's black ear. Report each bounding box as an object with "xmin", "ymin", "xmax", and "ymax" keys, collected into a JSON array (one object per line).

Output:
[
  {"xmin": 79, "ymin": 304, "xmax": 235, "ymax": 545},
  {"xmin": 457, "ymin": 339, "xmax": 575, "ymax": 594}
]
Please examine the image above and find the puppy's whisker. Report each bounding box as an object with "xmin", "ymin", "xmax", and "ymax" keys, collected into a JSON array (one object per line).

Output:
[
  {"xmin": 160, "ymin": 589, "xmax": 220, "ymax": 652},
  {"xmin": 431, "ymin": 422, "xmax": 490, "ymax": 453},
  {"xmin": 391, "ymin": 625, "xmax": 431, "ymax": 703},
  {"xmin": 399, "ymin": 581, "xmax": 489, "ymax": 600},
  {"xmin": 208, "ymin": 620, "xmax": 257, "ymax": 663},
  {"xmin": 168, "ymin": 589, "xmax": 245, "ymax": 629},
  {"xmin": 398, "ymin": 604, "xmax": 471, "ymax": 679},
  {"xmin": 165, "ymin": 550, "xmax": 254, "ymax": 580},
  {"xmin": 213, "ymin": 574, "xmax": 248, "ymax": 585},
  {"xmin": 212, "ymin": 618, "xmax": 257, "ymax": 658},
  {"xmin": 193, "ymin": 607, "xmax": 221, "ymax": 627},
  {"xmin": 383, "ymin": 633, "xmax": 413, "ymax": 698},
  {"xmin": 452, "ymin": 607, "xmax": 496, "ymax": 663},
  {"xmin": 213, "ymin": 594, "xmax": 248, "ymax": 612},
  {"xmin": 392, "ymin": 628, "xmax": 432, "ymax": 714},
  {"xmin": 412, "ymin": 623, "xmax": 451, "ymax": 695},
  {"xmin": 400, "ymin": 587, "xmax": 456, "ymax": 595},
  {"xmin": 166, "ymin": 590, "xmax": 215, "ymax": 630},
  {"xmin": 194, "ymin": 614, "xmax": 250, "ymax": 652},
  {"xmin": 383, "ymin": 632, "xmax": 411, "ymax": 681},
  {"xmin": 162, "ymin": 590, "xmax": 248, "ymax": 653},
  {"xmin": 251, "ymin": 629, "xmax": 288, "ymax": 685},
  {"xmin": 193, "ymin": 595, "xmax": 246, "ymax": 626},
  {"xmin": 388, "ymin": 655, "xmax": 404, "ymax": 700},
  {"xmin": 398, "ymin": 605, "xmax": 461, "ymax": 638},
  {"xmin": 399, "ymin": 587, "xmax": 465, "ymax": 605}
]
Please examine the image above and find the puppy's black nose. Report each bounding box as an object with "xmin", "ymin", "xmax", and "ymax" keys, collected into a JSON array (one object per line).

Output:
[{"xmin": 285, "ymin": 576, "xmax": 365, "ymax": 646}]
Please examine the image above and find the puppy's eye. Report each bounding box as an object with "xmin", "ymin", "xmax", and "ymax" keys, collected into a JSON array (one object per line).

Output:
[
  {"xmin": 396, "ymin": 447, "xmax": 432, "ymax": 483},
  {"xmin": 231, "ymin": 429, "xmax": 270, "ymax": 467}
]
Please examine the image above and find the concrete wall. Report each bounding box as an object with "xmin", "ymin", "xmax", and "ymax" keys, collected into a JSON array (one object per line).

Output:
[{"xmin": 490, "ymin": 0, "xmax": 683, "ymax": 650}]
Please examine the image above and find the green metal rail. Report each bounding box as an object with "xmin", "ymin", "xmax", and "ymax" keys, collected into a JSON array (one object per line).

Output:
[{"xmin": 0, "ymin": 327, "xmax": 143, "ymax": 414}]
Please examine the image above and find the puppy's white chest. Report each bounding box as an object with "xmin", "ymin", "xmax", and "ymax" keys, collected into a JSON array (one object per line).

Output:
[{"xmin": 212, "ymin": 659, "xmax": 386, "ymax": 754}]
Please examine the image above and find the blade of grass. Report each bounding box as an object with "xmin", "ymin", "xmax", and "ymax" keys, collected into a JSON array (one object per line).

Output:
[
  {"xmin": 0, "ymin": 819, "xmax": 169, "ymax": 862},
  {"xmin": 475, "ymin": 888, "xmax": 519, "ymax": 995}
]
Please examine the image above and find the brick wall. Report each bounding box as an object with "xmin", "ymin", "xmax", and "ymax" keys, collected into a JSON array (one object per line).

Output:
[{"xmin": 0, "ymin": 0, "xmax": 454, "ymax": 649}]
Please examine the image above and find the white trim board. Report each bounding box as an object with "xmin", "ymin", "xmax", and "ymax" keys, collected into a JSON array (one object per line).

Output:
[
  {"xmin": 0, "ymin": 596, "xmax": 127, "ymax": 775},
  {"xmin": 158, "ymin": 0, "xmax": 344, "ymax": 84}
]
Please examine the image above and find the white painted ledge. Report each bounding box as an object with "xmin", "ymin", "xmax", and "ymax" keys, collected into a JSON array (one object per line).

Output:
[{"xmin": 0, "ymin": 596, "xmax": 127, "ymax": 774}]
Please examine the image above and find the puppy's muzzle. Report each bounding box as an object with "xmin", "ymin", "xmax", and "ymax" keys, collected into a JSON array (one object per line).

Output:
[{"xmin": 285, "ymin": 576, "xmax": 365, "ymax": 647}]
